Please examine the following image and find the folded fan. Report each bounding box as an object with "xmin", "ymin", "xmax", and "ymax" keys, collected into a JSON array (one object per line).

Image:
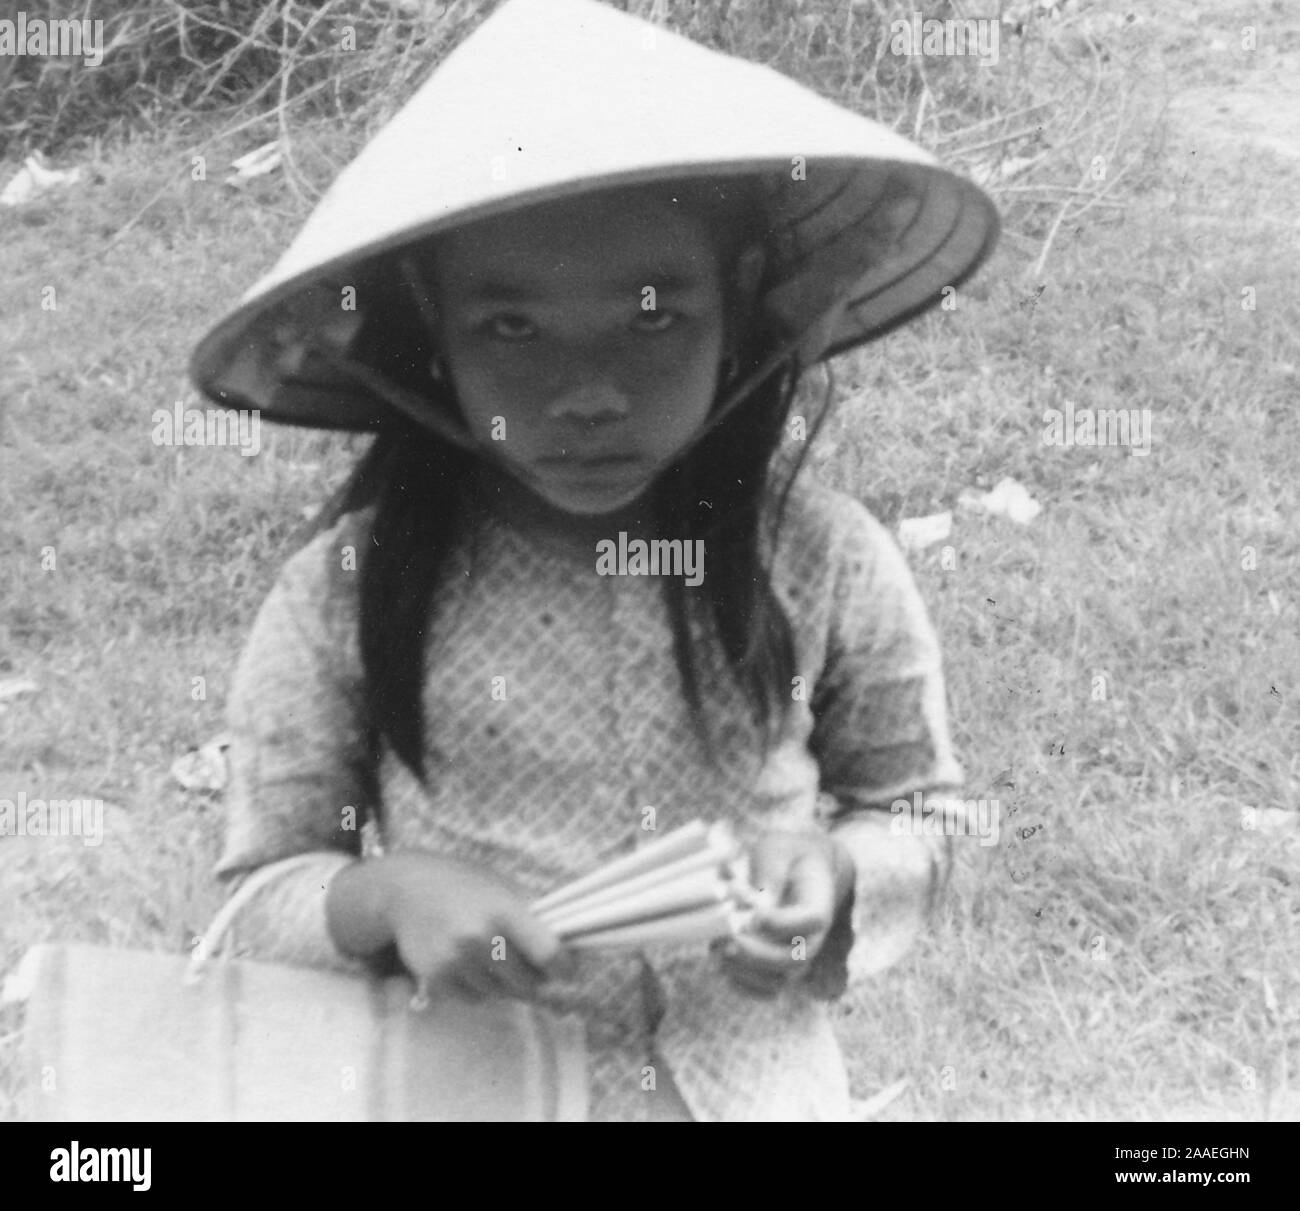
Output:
[{"xmin": 532, "ymin": 821, "xmax": 768, "ymax": 950}]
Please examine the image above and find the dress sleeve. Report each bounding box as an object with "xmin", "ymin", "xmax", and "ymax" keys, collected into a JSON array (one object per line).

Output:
[
  {"xmin": 213, "ymin": 514, "xmax": 375, "ymax": 971},
  {"xmin": 804, "ymin": 496, "xmax": 964, "ymax": 992}
]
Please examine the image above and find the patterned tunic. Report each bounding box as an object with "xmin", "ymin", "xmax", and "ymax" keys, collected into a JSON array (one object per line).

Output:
[{"xmin": 216, "ymin": 466, "xmax": 963, "ymax": 1121}]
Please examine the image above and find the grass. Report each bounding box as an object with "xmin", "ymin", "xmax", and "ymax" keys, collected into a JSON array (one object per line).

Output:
[
  {"xmin": 819, "ymin": 6, "xmax": 1300, "ymax": 1117},
  {"xmin": 1, "ymin": 0, "xmax": 1297, "ymax": 1121}
]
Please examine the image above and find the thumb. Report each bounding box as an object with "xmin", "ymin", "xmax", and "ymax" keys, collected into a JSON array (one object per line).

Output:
[
  {"xmin": 751, "ymin": 846, "xmax": 836, "ymax": 940},
  {"xmin": 494, "ymin": 902, "xmax": 564, "ymax": 971},
  {"xmin": 747, "ymin": 835, "xmax": 795, "ymax": 907},
  {"xmin": 788, "ymin": 846, "xmax": 836, "ymax": 911}
]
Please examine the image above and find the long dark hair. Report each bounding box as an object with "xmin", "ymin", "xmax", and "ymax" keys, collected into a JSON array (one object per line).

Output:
[{"xmin": 318, "ymin": 185, "xmax": 809, "ymax": 784}]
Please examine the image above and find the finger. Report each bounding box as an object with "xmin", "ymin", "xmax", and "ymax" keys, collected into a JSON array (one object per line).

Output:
[
  {"xmin": 786, "ymin": 847, "xmax": 836, "ymax": 914},
  {"xmin": 400, "ymin": 939, "xmax": 460, "ymax": 989},
  {"xmin": 493, "ymin": 906, "xmax": 563, "ymax": 971},
  {"xmin": 456, "ymin": 936, "xmax": 543, "ymax": 1001},
  {"xmin": 487, "ymin": 950, "xmax": 549, "ymax": 1001},
  {"xmin": 746, "ymin": 919, "xmax": 828, "ymax": 973},
  {"xmin": 727, "ymin": 928, "xmax": 799, "ymax": 970},
  {"xmin": 751, "ymin": 909, "xmax": 828, "ymax": 963},
  {"xmin": 746, "ymin": 836, "xmax": 794, "ymax": 906},
  {"xmin": 735, "ymin": 921, "xmax": 832, "ymax": 986},
  {"xmin": 752, "ymin": 850, "xmax": 835, "ymax": 934},
  {"xmin": 712, "ymin": 936, "xmax": 787, "ymax": 985},
  {"xmin": 723, "ymin": 935, "xmax": 821, "ymax": 998},
  {"xmin": 449, "ymin": 936, "xmax": 505, "ymax": 996},
  {"xmin": 752, "ymin": 903, "xmax": 826, "ymax": 938}
]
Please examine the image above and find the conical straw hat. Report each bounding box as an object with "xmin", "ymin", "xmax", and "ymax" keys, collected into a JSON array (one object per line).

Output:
[{"xmin": 191, "ymin": 0, "xmax": 999, "ymax": 434}]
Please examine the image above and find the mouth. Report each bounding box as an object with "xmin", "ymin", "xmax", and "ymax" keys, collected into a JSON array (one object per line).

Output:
[
  {"xmin": 535, "ymin": 452, "xmax": 647, "ymax": 483},
  {"xmin": 527, "ymin": 452, "xmax": 651, "ymax": 501},
  {"xmin": 537, "ymin": 452, "xmax": 641, "ymax": 469}
]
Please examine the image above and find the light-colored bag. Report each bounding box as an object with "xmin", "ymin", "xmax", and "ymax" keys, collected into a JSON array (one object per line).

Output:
[{"xmin": 5, "ymin": 856, "xmax": 587, "ymax": 1122}]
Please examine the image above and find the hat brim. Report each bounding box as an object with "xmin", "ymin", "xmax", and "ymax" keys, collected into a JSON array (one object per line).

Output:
[{"xmin": 190, "ymin": 0, "xmax": 999, "ymax": 432}]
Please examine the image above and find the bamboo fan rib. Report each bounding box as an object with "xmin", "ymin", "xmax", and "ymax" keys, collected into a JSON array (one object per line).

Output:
[{"xmin": 532, "ymin": 822, "xmax": 768, "ymax": 950}]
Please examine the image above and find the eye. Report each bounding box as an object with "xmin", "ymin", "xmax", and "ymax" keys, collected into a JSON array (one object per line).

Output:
[
  {"xmin": 631, "ymin": 308, "xmax": 679, "ymax": 333},
  {"xmin": 484, "ymin": 313, "xmax": 538, "ymax": 341}
]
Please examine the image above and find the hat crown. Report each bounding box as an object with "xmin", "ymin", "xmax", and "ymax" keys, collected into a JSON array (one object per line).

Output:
[{"xmin": 192, "ymin": 0, "xmax": 998, "ymax": 431}]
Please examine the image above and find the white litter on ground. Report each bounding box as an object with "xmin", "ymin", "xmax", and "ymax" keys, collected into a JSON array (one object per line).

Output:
[
  {"xmin": 897, "ymin": 511, "xmax": 953, "ymax": 553},
  {"xmin": 171, "ymin": 733, "xmax": 233, "ymax": 792},
  {"xmin": 0, "ymin": 676, "xmax": 39, "ymax": 709},
  {"xmin": 0, "ymin": 153, "xmax": 83, "ymax": 207},
  {"xmin": 224, "ymin": 141, "xmax": 282, "ymax": 187},
  {"xmin": 849, "ymin": 1076, "xmax": 911, "ymax": 1120},
  {"xmin": 958, "ymin": 476, "xmax": 1042, "ymax": 525}
]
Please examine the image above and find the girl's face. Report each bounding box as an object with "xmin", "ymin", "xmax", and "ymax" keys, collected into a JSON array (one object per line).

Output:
[{"xmin": 429, "ymin": 189, "xmax": 732, "ymax": 515}]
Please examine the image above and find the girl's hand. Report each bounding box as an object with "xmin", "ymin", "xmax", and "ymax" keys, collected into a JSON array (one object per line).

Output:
[
  {"xmin": 718, "ymin": 830, "xmax": 855, "ymax": 999},
  {"xmin": 331, "ymin": 852, "xmax": 567, "ymax": 1001}
]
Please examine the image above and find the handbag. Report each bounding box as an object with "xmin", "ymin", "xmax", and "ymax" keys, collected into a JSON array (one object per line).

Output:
[{"xmin": 4, "ymin": 855, "xmax": 588, "ymax": 1122}]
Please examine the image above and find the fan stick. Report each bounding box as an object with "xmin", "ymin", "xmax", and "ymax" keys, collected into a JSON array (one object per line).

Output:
[
  {"xmin": 535, "ymin": 848, "xmax": 726, "ymax": 930},
  {"xmin": 565, "ymin": 903, "xmax": 739, "ymax": 950},
  {"xmin": 531, "ymin": 821, "xmax": 718, "ymax": 915},
  {"xmin": 541, "ymin": 868, "xmax": 730, "ymax": 938}
]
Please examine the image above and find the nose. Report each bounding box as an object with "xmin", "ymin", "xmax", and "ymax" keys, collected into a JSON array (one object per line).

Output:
[{"xmin": 545, "ymin": 376, "xmax": 632, "ymax": 424}]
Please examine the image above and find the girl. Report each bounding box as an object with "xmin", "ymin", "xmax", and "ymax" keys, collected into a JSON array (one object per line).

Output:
[{"xmin": 192, "ymin": 0, "xmax": 999, "ymax": 1121}]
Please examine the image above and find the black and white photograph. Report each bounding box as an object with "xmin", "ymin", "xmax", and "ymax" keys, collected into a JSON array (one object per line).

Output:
[{"xmin": 0, "ymin": 0, "xmax": 1295, "ymax": 1152}]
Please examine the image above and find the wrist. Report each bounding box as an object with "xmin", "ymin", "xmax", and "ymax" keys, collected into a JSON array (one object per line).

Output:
[{"xmin": 326, "ymin": 856, "xmax": 399, "ymax": 957}]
